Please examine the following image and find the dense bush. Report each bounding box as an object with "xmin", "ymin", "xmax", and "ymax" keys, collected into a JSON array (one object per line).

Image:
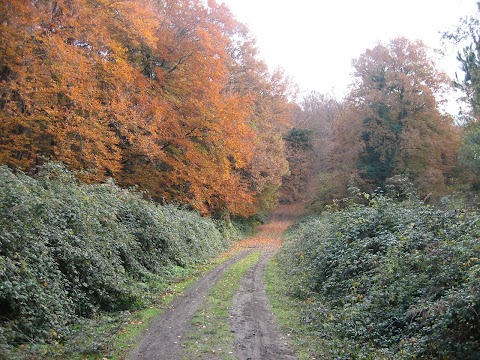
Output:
[
  {"xmin": 0, "ymin": 163, "xmax": 238, "ymax": 350},
  {"xmin": 279, "ymin": 195, "xmax": 480, "ymax": 358}
]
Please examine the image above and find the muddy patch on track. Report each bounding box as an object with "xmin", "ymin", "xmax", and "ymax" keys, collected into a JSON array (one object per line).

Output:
[{"xmin": 230, "ymin": 251, "xmax": 296, "ymax": 360}]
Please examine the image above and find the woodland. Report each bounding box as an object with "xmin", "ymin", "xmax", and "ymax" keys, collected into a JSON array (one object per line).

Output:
[{"xmin": 1, "ymin": 0, "xmax": 480, "ymax": 358}]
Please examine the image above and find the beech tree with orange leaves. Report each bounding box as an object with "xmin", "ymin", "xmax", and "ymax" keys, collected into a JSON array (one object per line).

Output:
[
  {"xmin": 331, "ymin": 38, "xmax": 459, "ymax": 197},
  {"xmin": 0, "ymin": 0, "xmax": 294, "ymax": 217}
]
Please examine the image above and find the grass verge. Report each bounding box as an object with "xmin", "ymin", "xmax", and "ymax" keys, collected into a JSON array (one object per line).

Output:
[
  {"xmin": 182, "ymin": 251, "xmax": 261, "ymax": 359},
  {"xmin": 265, "ymin": 256, "xmax": 326, "ymax": 360},
  {"xmin": 104, "ymin": 251, "xmax": 243, "ymax": 360},
  {"xmin": 105, "ymin": 269, "xmax": 200, "ymax": 360}
]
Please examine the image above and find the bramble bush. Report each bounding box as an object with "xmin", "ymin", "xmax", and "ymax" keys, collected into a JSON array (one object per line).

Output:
[
  {"xmin": 279, "ymin": 194, "xmax": 480, "ymax": 358},
  {"xmin": 0, "ymin": 163, "xmax": 238, "ymax": 351}
]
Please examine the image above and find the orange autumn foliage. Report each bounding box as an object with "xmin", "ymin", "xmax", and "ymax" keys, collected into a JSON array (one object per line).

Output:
[
  {"xmin": 329, "ymin": 38, "xmax": 460, "ymax": 197},
  {"xmin": 0, "ymin": 0, "xmax": 294, "ymax": 216}
]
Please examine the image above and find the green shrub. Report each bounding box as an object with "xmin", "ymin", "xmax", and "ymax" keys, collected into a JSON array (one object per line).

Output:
[
  {"xmin": 0, "ymin": 163, "xmax": 237, "ymax": 351},
  {"xmin": 279, "ymin": 195, "xmax": 480, "ymax": 358}
]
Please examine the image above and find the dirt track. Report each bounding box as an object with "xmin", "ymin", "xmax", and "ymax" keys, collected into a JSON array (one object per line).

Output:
[
  {"xmin": 230, "ymin": 251, "xmax": 296, "ymax": 360},
  {"xmin": 129, "ymin": 205, "xmax": 301, "ymax": 360}
]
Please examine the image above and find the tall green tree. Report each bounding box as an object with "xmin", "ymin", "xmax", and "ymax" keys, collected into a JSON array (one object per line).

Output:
[
  {"xmin": 446, "ymin": 3, "xmax": 480, "ymax": 176},
  {"xmin": 446, "ymin": 2, "xmax": 480, "ymax": 117}
]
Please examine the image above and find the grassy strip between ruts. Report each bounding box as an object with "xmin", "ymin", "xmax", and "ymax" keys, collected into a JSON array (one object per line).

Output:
[
  {"xmin": 265, "ymin": 256, "xmax": 325, "ymax": 360},
  {"xmin": 182, "ymin": 250, "xmax": 262, "ymax": 359},
  {"xmin": 105, "ymin": 250, "xmax": 247, "ymax": 360}
]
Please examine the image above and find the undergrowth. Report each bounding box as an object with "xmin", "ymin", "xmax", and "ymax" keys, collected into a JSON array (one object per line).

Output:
[
  {"xmin": 0, "ymin": 163, "xmax": 244, "ymax": 357},
  {"xmin": 278, "ymin": 194, "xmax": 480, "ymax": 359}
]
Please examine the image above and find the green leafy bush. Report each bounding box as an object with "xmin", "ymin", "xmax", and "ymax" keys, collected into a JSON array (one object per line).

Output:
[
  {"xmin": 0, "ymin": 163, "xmax": 236, "ymax": 351},
  {"xmin": 279, "ymin": 195, "xmax": 480, "ymax": 358}
]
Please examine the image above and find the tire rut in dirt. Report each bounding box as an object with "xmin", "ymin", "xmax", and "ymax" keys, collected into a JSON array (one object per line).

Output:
[
  {"xmin": 230, "ymin": 250, "xmax": 297, "ymax": 360},
  {"xmin": 129, "ymin": 249, "xmax": 252, "ymax": 360}
]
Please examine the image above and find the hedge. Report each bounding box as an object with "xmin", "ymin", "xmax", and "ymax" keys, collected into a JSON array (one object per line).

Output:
[{"xmin": 0, "ymin": 163, "xmax": 237, "ymax": 350}]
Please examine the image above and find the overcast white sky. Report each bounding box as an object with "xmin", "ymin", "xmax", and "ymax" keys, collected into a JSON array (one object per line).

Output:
[{"xmin": 221, "ymin": 0, "xmax": 477, "ymax": 103}]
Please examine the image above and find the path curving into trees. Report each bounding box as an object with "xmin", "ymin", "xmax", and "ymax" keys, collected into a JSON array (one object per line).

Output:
[{"xmin": 129, "ymin": 205, "xmax": 302, "ymax": 360}]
